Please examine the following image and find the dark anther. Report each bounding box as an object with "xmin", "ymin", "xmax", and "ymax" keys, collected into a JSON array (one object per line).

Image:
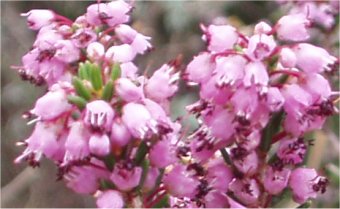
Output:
[
  {"xmin": 187, "ymin": 163, "xmax": 206, "ymax": 177},
  {"xmin": 235, "ymin": 115, "xmax": 251, "ymax": 126},
  {"xmin": 177, "ymin": 146, "xmax": 190, "ymax": 157},
  {"xmin": 231, "ymin": 147, "xmax": 248, "ymax": 160}
]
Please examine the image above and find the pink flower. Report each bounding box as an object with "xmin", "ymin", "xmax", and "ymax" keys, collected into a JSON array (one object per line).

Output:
[
  {"xmin": 15, "ymin": 122, "xmax": 63, "ymax": 165},
  {"xmin": 279, "ymin": 47, "xmax": 297, "ymax": 68},
  {"xmin": 54, "ymin": 40, "xmax": 80, "ymax": 63},
  {"xmin": 110, "ymin": 161, "xmax": 142, "ymax": 191},
  {"xmin": 276, "ymin": 14, "xmax": 310, "ymax": 41},
  {"xmin": 185, "ymin": 52, "xmax": 214, "ymax": 84},
  {"xmin": 96, "ymin": 190, "xmax": 125, "ymax": 208},
  {"xmin": 277, "ymin": 137, "xmax": 307, "ymax": 164},
  {"xmin": 145, "ymin": 64, "xmax": 179, "ymax": 102},
  {"xmin": 214, "ymin": 55, "xmax": 246, "ymax": 87},
  {"xmin": 63, "ymin": 122, "xmax": 90, "ymax": 163},
  {"xmin": 115, "ymin": 78, "xmax": 143, "ymax": 102},
  {"xmin": 294, "ymin": 43, "xmax": 337, "ymax": 73},
  {"xmin": 246, "ymin": 34, "xmax": 276, "ymax": 61},
  {"xmin": 89, "ymin": 134, "xmax": 111, "ymax": 156},
  {"xmin": 115, "ymin": 24, "xmax": 151, "ymax": 54},
  {"xmin": 289, "ymin": 168, "xmax": 328, "ymax": 204},
  {"xmin": 204, "ymin": 190, "xmax": 230, "ymax": 208},
  {"xmin": 86, "ymin": 42, "xmax": 105, "ymax": 61},
  {"xmin": 254, "ymin": 21, "xmax": 272, "ymax": 34},
  {"xmin": 263, "ymin": 165, "xmax": 291, "ymax": 195},
  {"xmin": 142, "ymin": 167, "xmax": 160, "ymax": 192},
  {"xmin": 149, "ymin": 139, "xmax": 176, "ymax": 168},
  {"xmin": 229, "ymin": 178, "xmax": 260, "ymax": 206},
  {"xmin": 231, "ymin": 148, "xmax": 259, "ymax": 175},
  {"xmin": 265, "ymin": 87, "xmax": 285, "ymax": 112},
  {"xmin": 203, "ymin": 107, "xmax": 235, "ymax": 142},
  {"xmin": 203, "ymin": 24, "xmax": 238, "ymax": 53},
  {"xmin": 206, "ymin": 158, "xmax": 234, "ymax": 192},
  {"xmin": 243, "ymin": 61, "xmax": 269, "ymax": 87},
  {"xmin": 65, "ymin": 163, "xmax": 110, "ymax": 194},
  {"xmin": 30, "ymin": 88, "xmax": 71, "ymax": 120},
  {"xmin": 120, "ymin": 62, "xmax": 138, "ymax": 79},
  {"xmin": 86, "ymin": 0, "xmax": 131, "ymax": 27},
  {"xmin": 72, "ymin": 28, "xmax": 97, "ymax": 48},
  {"xmin": 105, "ymin": 44, "xmax": 136, "ymax": 63},
  {"xmin": 84, "ymin": 100, "xmax": 114, "ymax": 131},
  {"xmin": 21, "ymin": 9, "xmax": 55, "ymax": 30},
  {"xmin": 163, "ymin": 164, "xmax": 199, "ymax": 198},
  {"xmin": 111, "ymin": 118, "xmax": 131, "ymax": 147},
  {"xmin": 121, "ymin": 102, "xmax": 154, "ymax": 139}
]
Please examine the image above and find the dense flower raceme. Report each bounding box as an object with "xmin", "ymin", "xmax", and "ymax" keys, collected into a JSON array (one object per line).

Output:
[
  {"xmin": 277, "ymin": 0, "xmax": 339, "ymax": 30},
  {"xmin": 13, "ymin": 1, "xmax": 339, "ymax": 208},
  {"xmin": 183, "ymin": 10, "xmax": 338, "ymax": 209},
  {"xmin": 14, "ymin": 1, "xmax": 187, "ymax": 208}
]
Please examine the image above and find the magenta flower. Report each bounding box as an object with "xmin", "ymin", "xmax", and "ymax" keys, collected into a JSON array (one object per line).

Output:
[
  {"xmin": 203, "ymin": 24, "xmax": 238, "ymax": 53},
  {"xmin": 84, "ymin": 100, "xmax": 114, "ymax": 131},
  {"xmin": 110, "ymin": 161, "xmax": 142, "ymax": 191},
  {"xmin": 164, "ymin": 164, "xmax": 199, "ymax": 198},
  {"xmin": 289, "ymin": 168, "xmax": 328, "ymax": 204},
  {"xmin": 276, "ymin": 14, "xmax": 310, "ymax": 41},
  {"xmin": 21, "ymin": 9, "xmax": 55, "ymax": 30},
  {"xmin": 96, "ymin": 190, "xmax": 125, "ymax": 208}
]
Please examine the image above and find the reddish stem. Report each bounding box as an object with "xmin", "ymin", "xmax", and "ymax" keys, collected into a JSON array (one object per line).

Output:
[
  {"xmin": 269, "ymin": 69, "xmax": 301, "ymax": 78},
  {"xmin": 145, "ymin": 191, "xmax": 167, "ymax": 208},
  {"xmin": 54, "ymin": 14, "xmax": 73, "ymax": 25},
  {"xmin": 271, "ymin": 131, "xmax": 288, "ymax": 144},
  {"xmin": 144, "ymin": 185, "xmax": 165, "ymax": 203}
]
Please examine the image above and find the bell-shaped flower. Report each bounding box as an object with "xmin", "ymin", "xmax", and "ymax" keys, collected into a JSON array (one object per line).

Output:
[
  {"xmin": 96, "ymin": 190, "xmax": 125, "ymax": 209},
  {"xmin": 149, "ymin": 138, "xmax": 177, "ymax": 168},
  {"xmin": 21, "ymin": 9, "xmax": 55, "ymax": 30},
  {"xmin": 145, "ymin": 64, "xmax": 179, "ymax": 102},
  {"xmin": 203, "ymin": 24, "xmax": 238, "ymax": 53},
  {"xmin": 163, "ymin": 164, "xmax": 199, "ymax": 198},
  {"xmin": 294, "ymin": 43, "xmax": 337, "ymax": 73},
  {"xmin": 110, "ymin": 161, "xmax": 142, "ymax": 191},
  {"xmin": 115, "ymin": 77, "xmax": 143, "ymax": 102},
  {"xmin": 31, "ymin": 87, "xmax": 71, "ymax": 120},
  {"xmin": 185, "ymin": 52, "xmax": 214, "ymax": 84},
  {"xmin": 276, "ymin": 14, "xmax": 310, "ymax": 41},
  {"xmin": 111, "ymin": 118, "xmax": 131, "ymax": 148},
  {"xmin": 84, "ymin": 100, "xmax": 114, "ymax": 131},
  {"xmin": 89, "ymin": 134, "xmax": 111, "ymax": 156},
  {"xmin": 289, "ymin": 168, "xmax": 328, "ymax": 204}
]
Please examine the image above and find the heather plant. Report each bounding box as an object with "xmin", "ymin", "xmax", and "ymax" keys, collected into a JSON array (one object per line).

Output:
[{"xmin": 12, "ymin": 0, "xmax": 339, "ymax": 208}]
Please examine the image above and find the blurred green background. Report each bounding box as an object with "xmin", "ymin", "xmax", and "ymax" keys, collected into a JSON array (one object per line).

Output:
[{"xmin": 1, "ymin": 1, "xmax": 339, "ymax": 208}]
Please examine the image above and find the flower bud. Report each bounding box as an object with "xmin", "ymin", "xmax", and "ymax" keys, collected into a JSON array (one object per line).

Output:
[
  {"xmin": 21, "ymin": 9, "xmax": 55, "ymax": 30},
  {"xmin": 89, "ymin": 134, "xmax": 111, "ymax": 156},
  {"xmin": 96, "ymin": 190, "xmax": 124, "ymax": 208},
  {"xmin": 277, "ymin": 14, "xmax": 310, "ymax": 41},
  {"xmin": 87, "ymin": 42, "xmax": 105, "ymax": 61}
]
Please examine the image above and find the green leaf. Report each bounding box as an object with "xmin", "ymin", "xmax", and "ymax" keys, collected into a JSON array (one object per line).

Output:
[
  {"xmin": 134, "ymin": 141, "xmax": 148, "ymax": 165},
  {"xmin": 101, "ymin": 80, "xmax": 114, "ymax": 101},
  {"xmin": 67, "ymin": 95, "xmax": 87, "ymax": 110},
  {"xmin": 136, "ymin": 159, "xmax": 149, "ymax": 191},
  {"xmin": 111, "ymin": 63, "xmax": 121, "ymax": 81},
  {"xmin": 90, "ymin": 63, "xmax": 103, "ymax": 91},
  {"xmin": 260, "ymin": 111, "xmax": 284, "ymax": 152},
  {"xmin": 153, "ymin": 194, "xmax": 169, "ymax": 208},
  {"xmin": 298, "ymin": 200, "xmax": 312, "ymax": 208},
  {"xmin": 72, "ymin": 77, "xmax": 92, "ymax": 101},
  {"xmin": 78, "ymin": 63, "xmax": 88, "ymax": 80}
]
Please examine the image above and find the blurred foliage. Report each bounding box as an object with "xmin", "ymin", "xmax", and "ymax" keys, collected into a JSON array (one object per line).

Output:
[{"xmin": 1, "ymin": 1, "xmax": 339, "ymax": 208}]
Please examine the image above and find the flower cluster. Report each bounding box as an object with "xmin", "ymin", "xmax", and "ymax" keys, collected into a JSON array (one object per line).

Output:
[
  {"xmin": 13, "ymin": 0, "xmax": 338, "ymax": 208},
  {"xmin": 15, "ymin": 1, "xmax": 184, "ymax": 208},
  {"xmin": 183, "ymin": 9, "xmax": 338, "ymax": 208},
  {"xmin": 277, "ymin": 0, "xmax": 339, "ymax": 31}
]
